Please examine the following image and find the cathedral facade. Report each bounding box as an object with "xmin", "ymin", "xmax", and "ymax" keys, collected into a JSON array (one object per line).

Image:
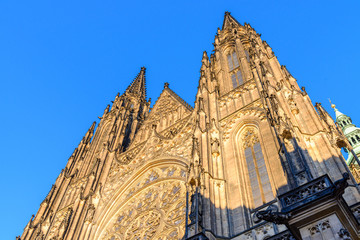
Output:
[{"xmin": 20, "ymin": 13, "xmax": 360, "ymax": 240}]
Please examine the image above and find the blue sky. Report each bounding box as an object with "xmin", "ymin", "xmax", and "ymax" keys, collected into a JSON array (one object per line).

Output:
[{"xmin": 1, "ymin": 0, "xmax": 359, "ymax": 238}]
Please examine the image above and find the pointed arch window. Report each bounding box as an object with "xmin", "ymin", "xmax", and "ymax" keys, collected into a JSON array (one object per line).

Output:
[
  {"xmin": 227, "ymin": 52, "xmax": 239, "ymax": 70},
  {"xmin": 243, "ymin": 130, "xmax": 273, "ymax": 208},
  {"xmin": 227, "ymin": 51, "xmax": 243, "ymax": 88},
  {"xmin": 244, "ymin": 50, "xmax": 250, "ymax": 62}
]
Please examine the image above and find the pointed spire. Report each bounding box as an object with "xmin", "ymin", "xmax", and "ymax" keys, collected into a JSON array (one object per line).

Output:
[
  {"xmin": 330, "ymin": 100, "xmax": 346, "ymax": 120},
  {"xmin": 222, "ymin": 11, "xmax": 241, "ymax": 30},
  {"xmin": 330, "ymin": 101, "xmax": 357, "ymax": 134},
  {"xmin": 200, "ymin": 51, "xmax": 209, "ymax": 73},
  {"xmin": 201, "ymin": 51, "xmax": 209, "ymax": 66},
  {"xmin": 83, "ymin": 121, "xmax": 96, "ymax": 144},
  {"xmin": 89, "ymin": 121, "xmax": 96, "ymax": 134},
  {"xmin": 125, "ymin": 67, "xmax": 147, "ymax": 100},
  {"xmin": 202, "ymin": 51, "xmax": 209, "ymax": 61},
  {"xmin": 330, "ymin": 101, "xmax": 360, "ymax": 167}
]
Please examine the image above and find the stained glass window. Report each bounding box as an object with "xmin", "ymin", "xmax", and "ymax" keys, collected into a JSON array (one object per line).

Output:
[
  {"xmin": 227, "ymin": 54, "xmax": 233, "ymax": 70},
  {"xmin": 243, "ymin": 130, "xmax": 273, "ymax": 208},
  {"xmin": 227, "ymin": 51, "xmax": 244, "ymax": 88}
]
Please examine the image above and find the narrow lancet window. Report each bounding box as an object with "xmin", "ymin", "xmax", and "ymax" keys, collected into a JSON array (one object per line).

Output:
[
  {"xmin": 227, "ymin": 50, "xmax": 244, "ymax": 88},
  {"xmin": 236, "ymin": 71, "xmax": 243, "ymax": 85},
  {"xmin": 243, "ymin": 130, "xmax": 273, "ymax": 208},
  {"xmin": 232, "ymin": 52, "xmax": 240, "ymax": 68},
  {"xmin": 231, "ymin": 74, "xmax": 238, "ymax": 88},
  {"xmin": 227, "ymin": 54, "xmax": 234, "ymax": 71},
  {"xmin": 245, "ymin": 50, "xmax": 250, "ymax": 62}
]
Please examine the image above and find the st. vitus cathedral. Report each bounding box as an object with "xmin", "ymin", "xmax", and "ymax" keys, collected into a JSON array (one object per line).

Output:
[{"xmin": 19, "ymin": 13, "xmax": 360, "ymax": 240}]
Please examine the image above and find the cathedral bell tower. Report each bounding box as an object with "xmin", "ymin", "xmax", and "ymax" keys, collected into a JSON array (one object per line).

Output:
[
  {"xmin": 188, "ymin": 12, "xmax": 360, "ymax": 239},
  {"xmin": 106, "ymin": 66, "xmax": 150, "ymax": 152},
  {"xmin": 211, "ymin": 12, "xmax": 315, "ymax": 188},
  {"xmin": 332, "ymin": 103, "xmax": 360, "ymax": 182},
  {"xmin": 19, "ymin": 67, "xmax": 151, "ymax": 240}
]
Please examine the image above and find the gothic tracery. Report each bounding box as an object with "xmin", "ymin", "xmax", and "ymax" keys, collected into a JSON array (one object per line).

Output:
[{"xmin": 100, "ymin": 180, "xmax": 186, "ymax": 240}]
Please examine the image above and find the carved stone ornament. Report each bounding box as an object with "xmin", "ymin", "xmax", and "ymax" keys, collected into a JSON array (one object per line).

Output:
[
  {"xmin": 218, "ymin": 80, "xmax": 257, "ymax": 110},
  {"xmin": 253, "ymin": 205, "xmax": 290, "ymax": 224},
  {"xmin": 47, "ymin": 207, "xmax": 73, "ymax": 240},
  {"xmin": 278, "ymin": 173, "xmax": 350, "ymax": 214},
  {"xmin": 85, "ymin": 204, "xmax": 96, "ymax": 223},
  {"xmin": 220, "ymin": 101, "xmax": 266, "ymax": 141},
  {"xmin": 242, "ymin": 129, "xmax": 259, "ymax": 148},
  {"xmin": 100, "ymin": 180, "xmax": 186, "ymax": 240},
  {"xmin": 101, "ymin": 118, "xmax": 193, "ymax": 207},
  {"xmin": 280, "ymin": 176, "xmax": 329, "ymax": 208},
  {"xmin": 102, "ymin": 165, "xmax": 186, "ymax": 214},
  {"xmin": 211, "ymin": 138, "xmax": 220, "ymax": 157},
  {"xmin": 338, "ymin": 228, "xmax": 351, "ymax": 239},
  {"xmin": 307, "ymin": 220, "xmax": 334, "ymax": 238},
  {"xmin": 114, "ymin": 142, "xmax": 145, "ymax": 165}
]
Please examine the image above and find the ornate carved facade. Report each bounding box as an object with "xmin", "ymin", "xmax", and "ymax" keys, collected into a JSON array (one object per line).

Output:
[{"xmin": 19, "ymin": 13, "xmax": 360, "ymax": 240}]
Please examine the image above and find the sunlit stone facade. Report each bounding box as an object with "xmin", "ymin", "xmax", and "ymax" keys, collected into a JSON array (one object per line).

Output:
[{"xmin": 19, "ymin": 13, "xmax": 360, "ymax": 240}]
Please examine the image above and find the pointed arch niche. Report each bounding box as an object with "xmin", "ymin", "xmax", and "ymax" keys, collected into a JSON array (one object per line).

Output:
[{"xmin": 234, "ymin": 124, "xmax": 275, "ymax": 209}]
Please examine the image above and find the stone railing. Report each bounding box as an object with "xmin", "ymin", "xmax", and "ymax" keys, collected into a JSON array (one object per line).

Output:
[{"xmin": 278, "ymin": 175, "xmax": 333, "ymax": 212}]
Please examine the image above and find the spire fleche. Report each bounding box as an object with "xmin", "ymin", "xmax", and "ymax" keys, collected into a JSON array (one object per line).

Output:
[
  {"xmin": 222, "ymin": 11, "xmax": 242, "ymax": 30},
  {"xmin": 125, "ymin": 66, "xmax": 147, "ymax": 100}
]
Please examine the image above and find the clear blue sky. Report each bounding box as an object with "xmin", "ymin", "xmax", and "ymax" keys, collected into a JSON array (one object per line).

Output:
[{"xmin": 1, "ymin": 0, "xmax": 359, "ymax": 238}]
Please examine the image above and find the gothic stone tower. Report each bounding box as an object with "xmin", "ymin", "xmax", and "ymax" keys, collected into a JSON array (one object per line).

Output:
[{"xmin": 20, "ymin": 13, "xmax": 360, "ymax": 240}]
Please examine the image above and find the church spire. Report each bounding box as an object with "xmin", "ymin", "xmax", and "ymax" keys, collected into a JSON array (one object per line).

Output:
[
  {"xmin": 124, "ymin": 66, "xmax": 147, "ymax": 100},
  {"xmin": 330, "ymin": 101, "xmax": 346, "ymax": 120},
  {"xmin": 331, "ymin": 103, "xmax": 360, "ymax": 170},
  {"xmin": 331, "ymin": 103, "xmax": 357, "ymax": 133},
  {"xmin": 83, "ymin": 121, "xmax": 96, "ymax": 144},
  {"xmin": 222, "ymin": 11, "xmax": 241, "ymax": 30}
]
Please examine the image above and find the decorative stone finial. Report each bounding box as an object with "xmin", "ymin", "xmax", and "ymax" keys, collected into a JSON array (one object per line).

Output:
[
  {"xmin": 164, "ymin": 82, "xmax": 169, "ymax": 88},
  {"xmin": 301, "ymin": 86, "xmax": 307, "ymax": 95},
  {"xmin": 202, "ymin": 51, "xmax": 208, "ymax": 59},
  {"xmin": 141, "ymin": 66, "xmax": 146, "ymax": 71}
]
